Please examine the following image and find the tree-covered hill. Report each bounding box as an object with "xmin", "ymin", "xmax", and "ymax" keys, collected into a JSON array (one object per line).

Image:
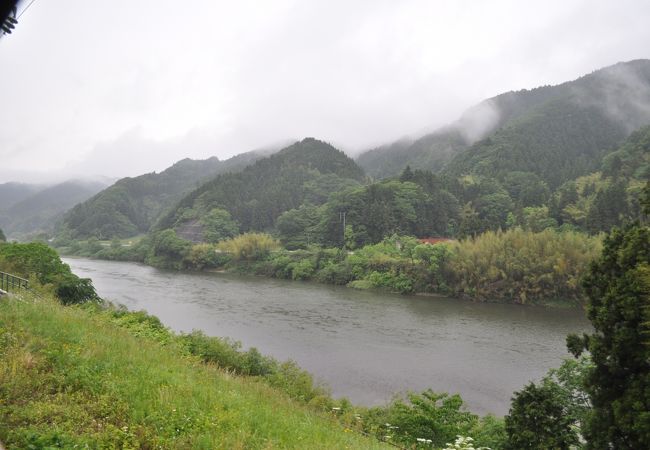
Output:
[
  {"xmin": 156, "ymin": 138, "xmax": 365, "ymax": 235},
  {"xmin": 357, "ymin": 59, "xmax": 650, "ymax": 180},
  {"xmin": 59, "ymin": 151, "xmax": 263, "ymax": 239},
  {"xmin": 0, "ymin": 182, "xmax": 43, "ymax": 210},
  {"xmin": 442, "ymin": 97, "xmax": 628, "ymax": 188},
  {"xmin": 547, "ymin": 124, "xmax": 650, "ymax": 233},
  {"xmin": 0, "ymin": 180, "xmax": 107, "ymax": 240}
]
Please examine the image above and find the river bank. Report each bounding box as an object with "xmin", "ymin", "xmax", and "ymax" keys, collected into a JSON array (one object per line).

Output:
[
  {"xmin": 64, "ymin": 256, "xmax": 591, "ymax": 416},
  {"xmin": 57, "ymin": 228, "xmax": 602, "ymax": 307}
]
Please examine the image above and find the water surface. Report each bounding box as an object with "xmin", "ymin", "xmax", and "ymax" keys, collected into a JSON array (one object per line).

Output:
[{"xmin": 65, "ymin": 257, "xmax": 590, "ymax": 415}]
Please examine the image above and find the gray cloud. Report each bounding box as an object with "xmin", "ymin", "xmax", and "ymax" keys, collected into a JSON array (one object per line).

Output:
[{"xmin": 1, "ymin": 0, "xmax": 649, "ymax": 183}]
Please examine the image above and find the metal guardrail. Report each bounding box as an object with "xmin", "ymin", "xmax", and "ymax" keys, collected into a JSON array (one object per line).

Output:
[{"xmin": 0, "ymin": 271, "xmax": 29, "ymax": 293}]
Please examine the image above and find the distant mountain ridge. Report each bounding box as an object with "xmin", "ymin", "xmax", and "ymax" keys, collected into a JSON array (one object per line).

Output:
[
  {"xmin": 60, "ymin": 151, "xmax": 264, "ymax": 239},
  {"xmin": 0, "ymin": 182, "xmax": 43, "ymax": 210},
  {"xmin": 0, "ymin": 180, "xmax": 108, "ymax": 240},
  {"xmin": 357, "ymin": 59, "xmax": 650, "ymax": 183},
  {"xmin": 155, "ymin": 138, "xmax": 365, "ymax": 234}
]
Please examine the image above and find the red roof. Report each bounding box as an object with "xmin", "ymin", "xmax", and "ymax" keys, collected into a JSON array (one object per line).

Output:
[{"xmin": 418, "ymin": 237, "xmax": 453, "ymax": 245}]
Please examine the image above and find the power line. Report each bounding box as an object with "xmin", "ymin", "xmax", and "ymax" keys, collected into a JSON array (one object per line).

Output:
[{"xmin": 17, "ymin": 0, "xmax": 38, "ymax": 19}]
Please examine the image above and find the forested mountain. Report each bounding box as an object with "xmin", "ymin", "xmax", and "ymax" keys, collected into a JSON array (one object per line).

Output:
[
  {"xmin": 0, "ymin": 180, "xmax": 107, "ymax": 240},
  {"xmin": 358, "ymin": 59, "xmax": 650, "ymax": 181},
  {"xmin": 60, "ymin": 151, "xmax": 263, "ymax": 239},
  {"xmin": 0, "ymin": 182, "xmax": 43, "ymax": 210},
  {"xmin": 547, "ymin": 124, "xmax": 650, "ymax": 233},
  {"xmin": 156, "ymin": 138, "xmax": 365, "ymax": 237},
  {"xmin": 276, "ymin": 169, "xmax": 460, "ymax": 249}
]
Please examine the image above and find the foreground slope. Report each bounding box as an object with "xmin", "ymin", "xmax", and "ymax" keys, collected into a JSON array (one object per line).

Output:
[
  {"xmin": 358, "ymin": 59, "xmax": 650, "ymax": 181},
  {"xmin": 60, "ymin": 151, "xmax": 262, "ymax": 239},
  {"xmin": 0, "ymin": 294, "xmax": 385, "ymax": 449}
]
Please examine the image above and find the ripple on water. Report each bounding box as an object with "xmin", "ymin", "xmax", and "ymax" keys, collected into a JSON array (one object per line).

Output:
[{"xmin": 63, "ymin": 257, "xmax": 590, "ymax": 416}]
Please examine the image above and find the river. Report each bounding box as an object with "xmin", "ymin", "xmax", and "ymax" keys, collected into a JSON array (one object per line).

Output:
[{"xmin": 64, "ymin": 257, "xmax": 591, "ymax": 416}]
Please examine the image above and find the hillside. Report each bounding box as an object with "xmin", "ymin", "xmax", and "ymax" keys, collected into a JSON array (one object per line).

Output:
[
  {"xmin": 0, "ymin": 292, "xmax": 386, "ymax": 449},
  {"xmin": 0, "ymin": 180, "xmax": 107, "ymax": 240},
  {"xmin": 156, "ymin": 138, "xmax": 365, "ymax": 235},
  {"xmin": 0, "ymin": 182, "xmax": 42, "ymax": 210},
  {"xmin": 60, "ymin": 151, "xmax": 263, "ymax": 239},
  {"xmin": 358, "ymin": 59, "xmax": 650, "ymax": 182}
]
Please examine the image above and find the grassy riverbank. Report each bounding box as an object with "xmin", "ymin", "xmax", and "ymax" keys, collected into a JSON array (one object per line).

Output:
[{"xmin": 0, "ymin": 292, "xmax": 388, "ymax": 449}]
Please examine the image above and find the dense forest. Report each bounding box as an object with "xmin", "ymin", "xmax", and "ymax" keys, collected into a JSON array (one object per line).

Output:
[
  {"xmin": 358, "ymin": 59, "xmax": 650, "ymax": 179},
  {"xmin": 0, "ymin": 180, "xmax": 107, "ymax": 241},
  {"xmin": 43, "ymin": 60, "xmax": 650, "ymax": 307},
  {"xmin": 155, "ymin": 138, "xmax": 365, "ymax": 235},
  {"xmin": 58, "ymin": 150, "xmax": 264, "ymax": 240},
  {"xmin": 57, "ymin": 121, "xmax": 649, "ymax": 305},
  {"xmin": 3, "ymin": 193, "xmax": 648, "ymax": 447}
]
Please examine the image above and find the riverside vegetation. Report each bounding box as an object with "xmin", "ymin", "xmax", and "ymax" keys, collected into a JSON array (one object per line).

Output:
[
  {"xmin": 2, "ymin": 193, "xmax": 649, "ymax": 448},
  {"xmin": 3, "ymin": 60, "xmax": 650, "ymax": 448},
  {"xmin": 52, "ymin": 63, "xmax": 650, "ymax": 307},
  {"xmin": 54, "ymin": 117, "xmax": 649, "ymax": 305},
  {"xmin": 1, "ymin": 241, "xmax": 506, "ymax": 449},
  {"xmin": 63, "ymin": 228, "xmax": 602, "ymax": 306}
]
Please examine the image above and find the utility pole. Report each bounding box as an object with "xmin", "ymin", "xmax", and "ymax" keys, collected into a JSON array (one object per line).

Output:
[{"xmin": 339, "ymin": 211, "xmax": 346, "ymax": 247}]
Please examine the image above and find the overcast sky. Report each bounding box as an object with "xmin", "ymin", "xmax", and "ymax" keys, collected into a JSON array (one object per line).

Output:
[{"xmin": 1, "ymin": 0, "xmax": 649, "ymax": 183}]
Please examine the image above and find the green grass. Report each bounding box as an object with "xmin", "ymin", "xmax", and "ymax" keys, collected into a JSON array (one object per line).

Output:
[{"xmin": 0, "ymin": 294, "xmax": 387, "ymax": 449}]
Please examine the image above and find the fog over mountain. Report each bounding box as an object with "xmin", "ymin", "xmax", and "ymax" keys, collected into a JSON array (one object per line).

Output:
[{"xmin": 1, "ymin": 0, "xmax": 649, "ymax": 183}]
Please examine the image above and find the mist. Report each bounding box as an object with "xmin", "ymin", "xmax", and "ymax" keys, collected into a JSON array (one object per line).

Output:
[{"xmin": 1, "ymin": 0, "xmax": 650, "ymax": 183}]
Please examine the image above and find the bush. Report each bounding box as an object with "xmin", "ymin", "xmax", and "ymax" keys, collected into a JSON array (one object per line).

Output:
[
  {"xmin": 54, "ymin": 274, "xmax": 99, "ymax": 305},
  {"xmin": 362, "ymin": 390, "xmax": 499, "ymax": 449},
  {"xmin": 0, "ymin": 242, "xmax": 98, "ymax": 305},
  {"xmin": 184, "ymin": 244, "xmax": 231, "ymax": 270},
  {"xmin": 504, "ymin": 381, "xmax": 579, "ymax": 449},
  {"xmin": 290, "ymin": 259, "xmax": 315, "ymax": 280},
  {"xmin": 217, "ymin": 233, "xmax": 280, "ymax": 261},
  {"xmin": 446, "ymin": 228, "xmax": 601, "ymax": 304}
]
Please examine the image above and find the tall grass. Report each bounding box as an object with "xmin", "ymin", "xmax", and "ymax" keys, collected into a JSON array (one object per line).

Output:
[{"xmin": 0, "ymin": 293, "xmax": 386, "ymax": 449}]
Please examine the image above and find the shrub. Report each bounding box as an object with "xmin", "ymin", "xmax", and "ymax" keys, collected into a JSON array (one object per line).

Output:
[
  {"xmin": 184, "ymin": 244, "xmax": 230, "ymax": 270},
  {"xmin": 217, "ymin": 233, "xmax": 280, "ymax": 261},
  {"xmin": 0, "ymin": 242, "xmax": 98, "ymax": 305}
]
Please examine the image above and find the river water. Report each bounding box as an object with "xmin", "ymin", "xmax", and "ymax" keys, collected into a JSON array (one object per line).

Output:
[{"xmin": 64, "ymin": 257, "xmax": 590, "ymax": 416}]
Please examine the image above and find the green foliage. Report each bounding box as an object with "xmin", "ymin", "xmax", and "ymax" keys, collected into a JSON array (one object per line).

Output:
[
  {"xmin": 276, "ymin": 203, "xmax": 322, "ymax": 249},
  {"xmin": 145, "ymin": 229, "xmax": 192, "ymax": 269},
  {"xmin": 504, "ymin": 356, "xmax": 592, "ymax": 449},
  {"xmin": 508, "ymin": 205, "xmax": 558, "ymax": 232},
  {"xmin": 502, "ymin": 171, "xmax": 550, "ymax": 207},
  {"xmin": 0, "ymin": 294, "xmax": 384, "ymax": 449},
  {"xmin": 158, "ymin": 138, "xmax": 365, "ymax": 234},
  {"xmin": 445, "ymin": 96, "xmax": 627, "ymax": 189},
  {"xmin": 319, "ymin": 178, "xmax": 458, "ymax": 247},
  {"xmin": 228, "ymin": 229, "xmax": 600, "ymax": 304},
  {"xmin": 360, "ymin": 61, "xmax": 650, "ymax": 183},
  {"xmin": 383, "ymin": 391, "xmax": 477, "ymax": 447},
  {"xmin": 362, "ymin": 390, "xmax": 503, "ymax": 449},
  {"xmin": 55, "ymin": 275, "xmax": 99, "ymax": 306},
  {"xmin": 504, "ymin": 380, "xmax": 580, "ymax": 449},
  {"xmin": 184, "ymin": 243, "xmax": 231, "ymax": 270},
  {"xmin": 567, "ymin": 224, "xmax": 650, "ymax": 448},
  {"xmin": 200, "ymin": 208, "xmax": 239, "ymax": 243},
  {"xmin": 217, "ymin": 233, "xmax": 280, "ymax": 261},
  {"xmin": 447, "ymin": 228, "xmax": 601, "ymax": 304},
  {"xmin": 0, "ymin": 180, "xmax": 106, "ymax": 240},
  {"xmin": 0, "ymin": 241, "xmax": 98, "ymax": 305},
  {"xmin": 357, "ymin": 128, "xmax": 468, "ymax": 179},
  {"xmin": 0, "ymin": 228, "xmax": 5, "ymax": 242},
  {"xmin": 60, "ymin": 153, "xmax": 260, "ymax": 239}
]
